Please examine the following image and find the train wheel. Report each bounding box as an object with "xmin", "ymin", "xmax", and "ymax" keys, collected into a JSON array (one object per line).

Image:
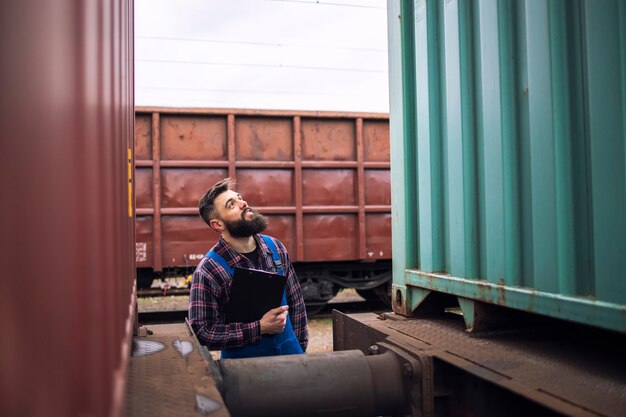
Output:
[
  {"xmin": 356, "ymin": 288, "xmax": 381, "ymax": 302},
  {"xmin": 356, "ymin": 281, "xmax": 391, "ymax": 308},
  {"xmin": 136, "ymin": 268, "xmax": 154, "ymax": 289},
  {"xmin": 299, "ymin": 275, "xmax": 337, "ymax": 309},
  {"xmin": 305, "ymin": 302, "xmax": 327, "ymax": 316},
  {"xmin": 374, "ymin": 281, "xmax": 392, "ymax": 307}
]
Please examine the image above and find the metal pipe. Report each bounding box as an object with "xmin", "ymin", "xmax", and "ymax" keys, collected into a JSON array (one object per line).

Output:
[{"xmin": 218, "ymin": 350, "xmax": 408, "ymax": 417}]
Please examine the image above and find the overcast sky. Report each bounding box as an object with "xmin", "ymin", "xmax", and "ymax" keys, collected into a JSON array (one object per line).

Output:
[{"xmin": 134, "ymin": 0, "xmax": 389, "ymax": 113}]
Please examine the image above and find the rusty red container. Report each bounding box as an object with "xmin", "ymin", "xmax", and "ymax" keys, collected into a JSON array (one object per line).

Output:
[
  {"xmin": 134, "ymin": 108, "xmax": 391, "ymax": 304},
  {"xmin": 0, "ymin": 1, "xmax": 135, "ymax": 417}
]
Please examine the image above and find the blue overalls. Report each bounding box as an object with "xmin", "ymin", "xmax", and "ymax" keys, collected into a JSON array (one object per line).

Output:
[{"xmin": 206, "ymin": 235, "xmax": 304, "ymax": 359}]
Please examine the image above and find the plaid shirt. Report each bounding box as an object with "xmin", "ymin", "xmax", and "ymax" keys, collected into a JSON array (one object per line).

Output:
[{"xmin": 188, "ymin": 234, "xmax": 308, "ymax": 352}]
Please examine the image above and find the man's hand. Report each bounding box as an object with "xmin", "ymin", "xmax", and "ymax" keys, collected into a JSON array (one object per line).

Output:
[{"xmin": 259, "ymin": 305, "xmax": 289, "ymax": 334}]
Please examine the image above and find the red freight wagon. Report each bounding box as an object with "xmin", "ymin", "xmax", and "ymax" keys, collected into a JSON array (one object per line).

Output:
[{"xmin": 134, "ymin": 107, "xmax": 391, "ymax": 309}]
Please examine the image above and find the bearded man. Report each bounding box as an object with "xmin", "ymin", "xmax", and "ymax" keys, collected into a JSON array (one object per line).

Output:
[{"xmin": 188, "ymin": 178, "xmax": 308, "ymax": 358}]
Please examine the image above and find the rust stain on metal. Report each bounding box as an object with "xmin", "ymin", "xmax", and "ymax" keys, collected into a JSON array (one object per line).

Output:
[
  {"xmin": 341, "ymin": 313, "xmax": 626, "ymax": 417},
  {"xmin": 134, "ymin": 115, "xmax": 152, "ymax": 160},
  {"xmin": 496, "ymin": 282, "xmax": 506, "ymax": 305},
  {"xmin": 293, "ymin": 116, "xmax": 305, "ymax": 260},
  {"xmin": 136, "ymin": 106, "xmax": 389, "ymax": 119},
  {"xmin": 161, "ymin": 116, "xmax": 227, "ymax": 161},
  {"xmin": 365, "ymin": 214, "xmax": 392, "ymax": 259},
  {"xmin": 238, "ymin": 169, "xmax": 294, "ymax": 207},
  {"xmin": 364, "ymin": 170, "xmax": 391, "ymax": 205},
  {"xmin": 235, "ymin": 117, "xmax": 293, "ymax": 161},
  {"xmin": 363, "ymin": 120, "xmax": 390, "ymax": 162},
  {"xmin": 303, "ymin": 169, "xmax": 356, "ymax": 206},
  {"xmin": 135, "ymin": 109, "xmax": 391, "ymax": 268},
  {"xmin": 126, "ymin": 325, "xmax": 229, "ymax": 417},
  {"xmin": 301, "ymin": 118, "xmax": 356, "ymax": 161}
]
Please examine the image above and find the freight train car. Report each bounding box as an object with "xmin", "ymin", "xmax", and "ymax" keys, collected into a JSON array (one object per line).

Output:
[
  {"xmin": 1, "ymin": 1, "xmax": 135, "ymax": 417},
  {"xmin": 134, "ymin": 108, "xmax": 392, "ymax": 308},
  {"xmin": 388, "ymin": 0, "xmax": 626, "ymax": 334},
  {"xmin": 330, "ymin": 0, "xmax": 626, "ymax": 416}
]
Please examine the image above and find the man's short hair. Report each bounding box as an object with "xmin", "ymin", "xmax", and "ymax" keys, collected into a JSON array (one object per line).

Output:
[{"xmin": 199, "ymin": 178, "xmax": 236, "ymax": 226}]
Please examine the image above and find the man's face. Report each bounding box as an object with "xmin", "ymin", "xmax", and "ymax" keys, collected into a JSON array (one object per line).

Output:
[{"xmin": 213, "ymin": 190, "xmax": 267, "ymax": 238}]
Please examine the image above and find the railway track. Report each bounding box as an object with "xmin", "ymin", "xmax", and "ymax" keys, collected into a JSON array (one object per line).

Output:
[
  {"xmin": 138, "ymin": 287, "xmax": 190, "ymax": 297},
  {"xmin": 312, "ymin": 299, "xmax": 388, "ymax": 319},
  {"xmin": 137, "ymin": 285, "xmax": 389, "ymax": 325},
  {"xmin": 138, "ymin": 309, "xmax": 189, "ymax": 324},
  {"xmin": 138, "ymin": 299, "xmax": 388, "ymax": 325}
]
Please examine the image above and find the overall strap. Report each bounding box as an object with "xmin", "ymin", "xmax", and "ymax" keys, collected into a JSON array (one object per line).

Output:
[
  {"xmin": 205, "ymin": 250, "xmax": 234, "ymax": 276},
  {"xmin": 260, "ymin": 234, "xmax": 284, "ymax": 276}
]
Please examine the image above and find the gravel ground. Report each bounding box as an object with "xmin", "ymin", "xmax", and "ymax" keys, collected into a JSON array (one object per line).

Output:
[
  {"xmin": 306, "ymin": 317, "xmax": 334, "ymax": 353},
  {"xmin": 137, "ymin": 295, "xmax": 189, "ymax": 312}
]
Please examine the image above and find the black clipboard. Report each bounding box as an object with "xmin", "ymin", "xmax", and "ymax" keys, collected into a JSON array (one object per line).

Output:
[{"xmin": 225, "ymin": 267, "xmax": 287, "ymax": 323}]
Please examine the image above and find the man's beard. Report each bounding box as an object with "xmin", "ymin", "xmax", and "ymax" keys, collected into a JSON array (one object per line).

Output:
[{"xmin": 222, "ymin": 210, "xmax": 268, "ymax": 238}]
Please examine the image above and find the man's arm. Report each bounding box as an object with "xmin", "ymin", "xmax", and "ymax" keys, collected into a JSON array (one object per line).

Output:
[{"xmin": 188, "ymin": 261, "xmax": 262, "ymax": 350}]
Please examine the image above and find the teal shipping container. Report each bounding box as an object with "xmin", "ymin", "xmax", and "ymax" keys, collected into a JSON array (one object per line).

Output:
[{"xmin": 388, "ymin": 0, "xmax": 626, "ymax": 332}]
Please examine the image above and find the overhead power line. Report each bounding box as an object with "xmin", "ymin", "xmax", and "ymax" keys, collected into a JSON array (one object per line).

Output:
[
  {"xmin": 264, "ymin": 0, "xmax": 385, "ymax": 10},
  {"xmin": 135, "ymin": 35, "xmax": 386, "ymax": 53},
  {"xmin": 136, "ymin": 58, "xmax": 387, "ymax": 73}
]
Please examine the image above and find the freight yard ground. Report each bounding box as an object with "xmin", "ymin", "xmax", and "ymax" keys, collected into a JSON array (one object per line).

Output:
[{"xmin": 136, "ymin": 288, "xmax": 374, "ymax": 354}]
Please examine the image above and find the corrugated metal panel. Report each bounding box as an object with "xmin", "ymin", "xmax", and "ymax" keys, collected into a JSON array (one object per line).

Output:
[
  {"xmin": 134, "ymin": 108, "xmax": 391, "ymax": 271},
  {"xmin": 388, "ymin": 0, "xmax": 626, "ymax": 332},
  {"xmin": 0, "ymin": 1, "xmax": 135, "ymax": 417}
]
